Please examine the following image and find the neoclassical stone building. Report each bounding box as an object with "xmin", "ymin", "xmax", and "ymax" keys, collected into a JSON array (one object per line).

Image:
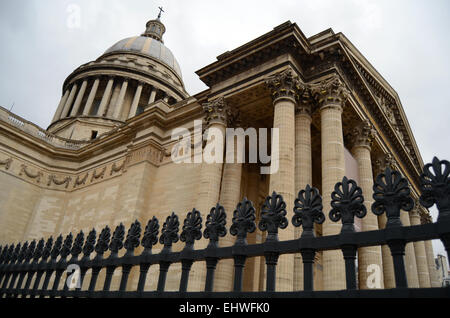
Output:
[{"xmin": 0, "ymin": 15, "xmax": 440, "ymax": 291}]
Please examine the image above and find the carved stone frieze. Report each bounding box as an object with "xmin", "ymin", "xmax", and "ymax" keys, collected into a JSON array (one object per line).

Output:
[
  {"xmin": 90, "ymin": 166, "xmax": 106, "ymax": 182},
  {"xmin": 0, "ymin": 157, "xmax": 12, "ymax": 170},
  {"xmin": 19, "ymin": 164, "xmax": 43, "ymax": 183},
  {"xmin": 47, "ymin": 174, "xmax": 72, "ymax": 189}
]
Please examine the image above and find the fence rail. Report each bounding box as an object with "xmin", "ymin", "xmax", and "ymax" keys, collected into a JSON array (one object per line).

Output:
[{"xmin": 0, "ymin": 157, "xmax": 449, "ymax": 298}]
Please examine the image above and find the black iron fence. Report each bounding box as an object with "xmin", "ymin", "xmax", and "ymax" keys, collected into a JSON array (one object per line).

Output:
[{"xmin": 0, "ymin": 157, "xmax": 449, "ymax": 298}]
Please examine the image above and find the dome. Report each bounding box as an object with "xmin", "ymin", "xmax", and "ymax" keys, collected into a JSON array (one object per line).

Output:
[{"xmin": 104, "ymin": 35, "xmax": 182, "ymax": 79}]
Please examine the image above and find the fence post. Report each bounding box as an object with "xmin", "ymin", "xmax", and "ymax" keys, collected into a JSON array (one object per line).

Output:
[
  {"xmin": 157, "ymin": 212, "xmax": 179, "ymax": 292},
  {"xmin": 372, "ymin": 167, "xmax": 414, "ymax": 288},
  {"xmin": 203, "ymin": 203, "xmax": 227, "ymax": 292},
  {"xmin": 293, "ymin": 185, "xmax": 324, "ymax": 291},
  {"xmin": 137, "ymin": 217, "xmax": 159, "ymax": 292}
]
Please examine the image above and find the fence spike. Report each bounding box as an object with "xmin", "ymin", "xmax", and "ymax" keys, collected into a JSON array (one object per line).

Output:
[
  {"xmin": 230, "ymin": 197, "xmax": 256, "ymax": 246},
  {"xmin": 292, "ymin": 185, "xmax": 324, "ymax": 238},
  {"xmin": 70, "ymin": 231, "xmax": 84, "ymax": 259},
  {"xmin": 24, "ymin": 240, "xmax": 36, "ymax": 263},
  {"xmin": 372, "ymin": 167, "xmax": 414, "ymax": 227},
  {"xmin": 204, "ymin": 203, "xmax": 227, "ymax": 248},
  {"xmin": 33, "ymin": 239, "xmax": 45, "ymax": 262},
  {"xmin": 17, "ymin": 242, "xmax": 29, "ymax": 263},
  {"xmin": 124, "ymin": 220, "xmax": 141, "ymax": 254},
  {"xmin": 420, "ymin": 157, "xmax": 450, "ymax": 222},
  {"xmin": 180, "ymin": 208, "xmax": 203, "ymax": 249},
  {"xmin": 50, "ymin": 235, "xmax": 63, "ymax": 260},
  {"xmin": 82, "ymin": 229, "xmax": 96, "ymax": 259},
  {"xmin": 95, "ymin": 226, "xmax": 110, "ymax": 257},
  {"xmin": 60, "ymin": 233, "xmax": 73, "ymax": 260},
  {"xmin": 109, "ymin": 223, "xmax": 125, "ymax": 255},
  {"xmin": 259, "ymin": 191, "xmax": 288, "ymax": 242},
  {"xmin": 329, "ymin": 177, "xmax": 366, "ymax": 233},
  {"xmin": 159, "ymin": 212, "xmax": 179, "ymax": 251},
  {"xmin": 141, "ymin": 216, "xmax": 159, "ymax": 252}
]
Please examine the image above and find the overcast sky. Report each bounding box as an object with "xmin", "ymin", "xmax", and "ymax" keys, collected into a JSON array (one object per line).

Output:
[{"xmin": 0, "ymin": 0, "xmax": 449, "ymax": 258}]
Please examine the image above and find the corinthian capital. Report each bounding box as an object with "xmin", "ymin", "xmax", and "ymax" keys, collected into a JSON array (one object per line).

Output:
[
  {"xmin": 373, "ymin": 152, "xmax": 398, "ymax": 175},
  {"xmin": 350, "ymin": 120, "xmax": 377, "ymax": 150},
  {"xmin": 202, "ymin": 97, "xmax": 232, "ymax": 127},
  {"xmin": 311, "ymin": 74, "xmax": 350, "ymax": 110},
  {"xmin": 296, "ymin": 85, "xmax": 313, "ymax": 116},
  {"xmin": 265, "ymin": 69, "xmax": 303, "ymax": 103}
]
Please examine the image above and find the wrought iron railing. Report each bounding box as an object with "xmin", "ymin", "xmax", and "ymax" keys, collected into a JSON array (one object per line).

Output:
[{"xmin": 0, "ymin": 157, "xmax": 449, "ymax": 298}]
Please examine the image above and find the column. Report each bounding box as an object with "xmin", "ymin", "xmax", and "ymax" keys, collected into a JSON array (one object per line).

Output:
[
  {"xmin": 401, "ymin": 208, "xmax": 420, "ymax": 287},
  {"xmin": 60, "ymin": 83, "xmax": 78, "ymax": 118},
  {"xmin": 266, "ymin": 69, "xmax": 299, "ymax": 291},
  {"xmin": 422, "ymin": 215, "xmax": 441, "ymax": 287},
  {"xmin": 148, "ymin": 87, "xmax": 157, "ymax": 104},
  {"xmin": 70, "ymin": 79, "xmax": 88, "ymax": 116},
  {"xmin": 83, "ymin": 77, "xmax": 100, "ymax": 116},
  {"xmin": 293, "ymin": 86, "xmax": 313, "ymax": 290},
  {"xmin": 350, "ymin": 120, "xmax": 384, "ymax": 289},
  {"xmin": 409, "ymin": 206, "xmax": 431, "ymax": 287},
  {"xmin": 113, "ymin": 78, "xmax": 129, "ymax": 119},
  {"xmin": 373, "ymin": 153, "xmax": 396, "ymax": 288},
  {"xmin": 52, "ymin": 89, "xmax": 70, "ymax": 122},
  {"xmin": 98, "ymin": 76, "xmax": 114, "ymax": 117},
  {"xmin": 214, "ymin": 121, "xmax": 243, "ymax": 291},
  {"xmin": 128, "ymin": 81, "xmax": 144, "ymax": 119},
  {"xmin": 311, "ymin": 74, "xmax": 348, "ymax": 290},
  {"xmin": 188, "ymin": 97, "xmax": 229, "ymax": 291}
]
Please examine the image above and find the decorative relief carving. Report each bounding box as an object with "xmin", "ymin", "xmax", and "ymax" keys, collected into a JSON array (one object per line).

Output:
[
  {"xmin": 110, "ymin": 160, "xmax": 126, "ymax": 176},
  {"xmin": 127, "ymin": 145, "xmax": 161, "ymax": 167},
  {"xmin": 19, "ymin": 164, "xmax": 43, "ymax": 183},
  {"xmin": 90, "ymin": 166, "xmax": 106, "ymax": 182},
  {"xmin": 0, "ymin": 157, "xmax": 12, "ymax": 170},
  {"xmin": 47, "ymin": 174, "xmax": 72, "ymax": 189},
  {"xmin": 373, "ymin": 153, "xmax": 399, "ymax": 175},
  {"xmin": 295, "ymin": 86, "xmax": 313, "ymax": 116},
  {"xmin": 74, "ymin": 173, "xmax": 89, "ymax": 188}
]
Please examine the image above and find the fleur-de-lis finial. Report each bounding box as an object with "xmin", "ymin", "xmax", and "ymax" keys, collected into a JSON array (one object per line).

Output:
[
  {"xmin": 109, "ymin": 223, "xmax": 125, "ymax": 255},
  {"xmin": 50, "ymin": 235, "xmax": 63, "ymax": 260},
  {"xmin": 159, "ymin": 212, "xmax": 180, "ymax": 251},
  {"xmin": 17, "ymin": 242, "xmax": 29, "ymax": 263},
  {"xmin": 42, "ymin": 237, "xmax": 54, "ymax": 262},
  {"xmin": 25, "ymin": 240, "xmax": 36, "ymax": 263},
  {"xmin": 124, "ymin": 220, "xmax": 141, "ymax": 255},
  {"xmin": 33, "ymin": 239, "xmax": 45, "ymax": 262},
  {"xmin": 372, "ymin": 167, "xmax": 414, "ymax": 227},
  {"xmin": 420, "ymin": 157, "xmax": 450, "ymax": 222},
  {"xmin": 259, "ymin": 191, "xmax": 288, "ymax": 242},
  {"xmin": 204, "ymin": 203, "xmax": 227, "ymax": 248},
  {"xmin": 180, "ymin": 209, "xmax": 203, "ymax": 249},
  {"xmin": 11, "ymin": 243, "xmax": 21, "ymax": 264},
  {"xmin": 292, "ymin": 185, "xmax": 325, "ymax": 238},
  {"xmin": 71, "ymin": 231, "xmax": 85, "ymax": 259},
  {"xmin": 83, "ymin": 229, "xmax": 96, "ymax": 259},
  {"xmin": 142, "ymin": 217, "xmax": 159, "ymax": 252},
  {"xmin": 95, "ymin": 226, "xmax": 111, "ymax": 256},
  {"xmin": 60, "ymin": 233, "xmax": 73, "ymax": 260},
  {"xmin": 230, "ymin": 197, "xmax": 256, "ymax": 245},
  {"xmin": 329, "ymin": 177, "xmax": 367, "ymax": 233}
]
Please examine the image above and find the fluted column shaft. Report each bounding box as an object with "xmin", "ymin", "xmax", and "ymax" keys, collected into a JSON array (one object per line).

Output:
[
  {"xmin": 113, "ymin": 79, "xmax": 129, "ymax": 119},
  {"xmin": 266, "ymin": 69, "xmax": 298, "ymax": 291},
  {"xmin": 293, "ymin": 98, "xmax": 313, "ymax": 290},
  {"xmin": 351, "ymin": 121, "xmax": 384, "ymax": 289},
  {"xmin": 312, "ymin": 75, "xmax": 348, "ymax": 291},
  {"xmin": 188, "ymin": 97, "xmax": 229, "ymax": 291},
  {"xmin": 61, "ymin": 83, "xmax": 78, "ymax": 118},
  {"xmin": 52, "ymin": 89, "xmax": 70, "ymax": 122},
  {"xmin": 410, "ymin": 210, "xmax": 431, "ymax": 287},
  {"xmin": 98, "ymin": 77, "xmax": 114, "ymax": 117},
  {"xmin": 128, "ymin": 82, "xmax": 144, "ymax": 119},
  {"xmin": 401, "ymin": 210, "xmax": 420, "ymax": 287},
  {"xmin": 70, "ymin": 79, "xmax": 88, "ymax": 116},
  {"xmin": 83, "ymin": 77, "xmax": 100, "ymax": 116},
  {"xmin": 215, "ymin": 140, "xmax": 243, "ymax": 291}
]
